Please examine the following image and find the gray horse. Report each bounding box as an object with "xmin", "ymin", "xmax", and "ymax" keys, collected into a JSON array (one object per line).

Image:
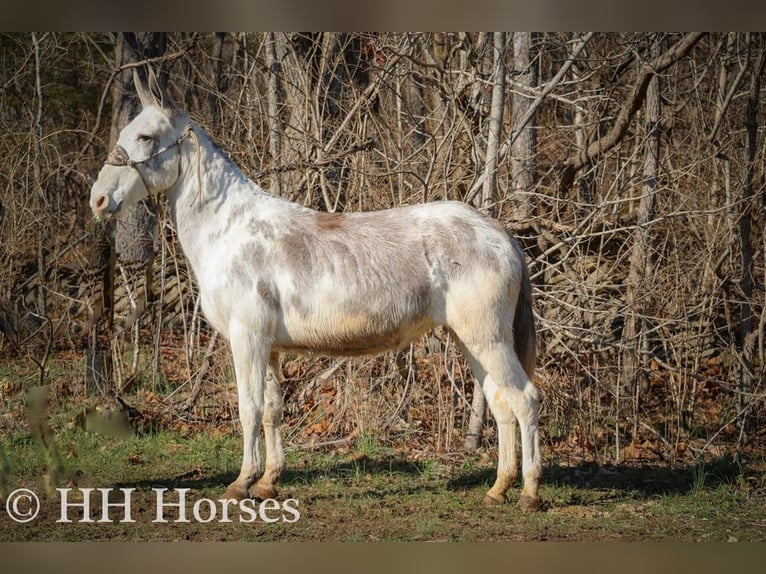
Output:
[{"xmin": 90, "ymin": 71, "xmax": 542, "ymax": 511}]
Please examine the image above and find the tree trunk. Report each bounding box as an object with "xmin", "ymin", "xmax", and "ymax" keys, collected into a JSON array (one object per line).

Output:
[
  {"xmin": 265, "ymin": 32, "xmax": 283, "ymax": 197},
  {"xmin": 110, "ymin": 33, "xmax": 167, "ymax": 388},
  {"xmin": 208, "ymin": 32, "xmax": 226, "ymax": 127},
  {"xmin": 465, "ymin": 32, "xmax": 506, "ymax": 451},
  {"xmin": 736, "ymin": 34, "xmax": 765, "ymax": 439},
  {"xmin": 113, "ymin": 33, "xmax": 166, "ymax": 267},
  {"xmin": 86, "ymin": 32, "xmax": 169, "ymax": 396},
  {"xmin": 620, "ymin": 34, "xmax": 662, "ymax": 437},
  {"xmin": 84, "ymin": 218, "xmax": 114, "ymax": 396},
  {"xmin": 570, "ymin": 44, "xmax": 598, "ymax": 220},
  {"xmin": 509, "ymin": 31, "xmax": 536, "ymax": 221},
  {"xmin": 479, "ymin": 32, "xmax": 506, "ymax": 213}
]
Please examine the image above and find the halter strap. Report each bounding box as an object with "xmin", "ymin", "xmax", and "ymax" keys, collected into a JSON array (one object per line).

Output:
[{"xmin": 104, "ymin": 124, "xmax": 193, "ymax": 193}]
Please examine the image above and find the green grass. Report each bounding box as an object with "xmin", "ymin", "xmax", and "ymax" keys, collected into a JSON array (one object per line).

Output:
[{"xmin": 1, "ymin": 425, "xmax": 764, "ymax": 541}]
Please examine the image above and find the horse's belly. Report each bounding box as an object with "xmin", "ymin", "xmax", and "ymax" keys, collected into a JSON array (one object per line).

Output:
[{"xmin": 273, "ymin": 311, "xmax": 434, "ymax": 356}]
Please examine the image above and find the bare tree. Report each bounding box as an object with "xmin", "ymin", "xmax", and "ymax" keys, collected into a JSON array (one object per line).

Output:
[
  {"xmin": 110, "ymin": 33, "xmax": 167, "ymax": 388},
  {"xmin": 620, "ymin": 33, "xmax": 663, "ymax": 439},
  {"xmin": 465, "ymin": 32, "xmax": 507, "ymax": 451},
  {"xmin": 264, "ymin": 32, "xmax": 283, "ymax": 197},
  {"xmin": 559, "ymin": 32, "xmax": 704, "ymax": 195},
  {"xmin": 509, "ymin": 32, "xmax": 536, "ymax": 221},
  {"xmin": 736, "ymin": 33, "xmax": 765, "ymax": 439},
  {"xmin": 207, "ymin": 32, "xmax": 226, "ymax": 126}
]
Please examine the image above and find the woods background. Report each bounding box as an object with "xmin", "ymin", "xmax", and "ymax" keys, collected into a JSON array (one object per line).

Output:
[{"xmin": 1, "ymin": 32, "xmax": 764, "ymax": 468}]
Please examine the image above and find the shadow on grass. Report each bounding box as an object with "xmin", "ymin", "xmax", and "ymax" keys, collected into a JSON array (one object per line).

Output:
[
  {"xmin": 551, "ymin": 456, "xmax": 742, "ymax": 495},
  {"xmin": 115, "ymin": 469, "xmax": 238, "ymax": 493},
  {"xmin": 446, "ymin": 454, "xmax": 745, "ymax": 499},
  {"xmin": 114, "ymin": 455, "xmax": 433, "ymax": 497},
  {"xmin": 114, "ymin": 452, "xmax": 745, "ymax": 504}
]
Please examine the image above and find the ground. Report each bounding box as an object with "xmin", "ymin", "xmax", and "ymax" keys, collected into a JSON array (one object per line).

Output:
[
  {"xmin": 1, "ymin": 347, "xmax": 764, "ymax": 541},
  {"xmin": 1, "ymin": 427, "xmax": 764, "ymax": 541}
]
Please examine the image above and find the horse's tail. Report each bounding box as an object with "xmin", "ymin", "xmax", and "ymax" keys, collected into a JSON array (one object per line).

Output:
[{"xmin": 513, "ymin": 242, "xmax": 537, "ymax": 380}]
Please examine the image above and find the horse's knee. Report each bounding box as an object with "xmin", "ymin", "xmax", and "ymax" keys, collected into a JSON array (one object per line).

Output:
[{"xmin": 516, "ymin": 386, "xmax": 540, "ymax": 427}]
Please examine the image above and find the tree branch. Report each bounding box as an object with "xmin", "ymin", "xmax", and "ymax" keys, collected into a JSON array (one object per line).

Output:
[
  {"xmin": 465, "ymin": 32, "xmax": 594, "ymax": 205},
  {"xmin": 559, "ymin": 32, "xmax": 705, "ymax": 195}
]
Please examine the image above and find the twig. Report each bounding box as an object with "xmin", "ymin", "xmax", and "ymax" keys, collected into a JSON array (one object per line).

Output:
[
  {"xmin": 559, "ymin": 32, "xmax": 705, "ymax": 195},
  {"xmin": 181, "ymin": 332, "xmax": 220, "ymax": 411},
  {"xmin": 253, "ymin": 138, "xmax": 375, "ymax": 179},
  {"xmin": 465, "ymin": 32, "xmax": 594, "ymax": 204},
  {"xmin": 78, "ymin": 39, "xmax": 195, "ymax": 159}
]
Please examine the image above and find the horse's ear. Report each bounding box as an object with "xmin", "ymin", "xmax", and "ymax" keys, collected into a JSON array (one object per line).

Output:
[
  {"xmin": 133, "ymin": 67, "xmax": 156, "ymax": 109},
  {"xmin": 134, "ymin": 66, "xmax": 175, "ymax": 113}
]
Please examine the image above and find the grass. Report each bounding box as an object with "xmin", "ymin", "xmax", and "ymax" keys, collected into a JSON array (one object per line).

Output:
[
  {"xmin": 1, "ymin": 424, "xmax": 764, "ymax": 542},
  {"xmin": 1, "ymin": 353, "xmax": 764, "ymax": 541}
]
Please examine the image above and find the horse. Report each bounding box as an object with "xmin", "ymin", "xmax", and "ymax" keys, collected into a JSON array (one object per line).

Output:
[{"xmin": 89, "ymin": 70, "xmax": 543, "ymax": 511}]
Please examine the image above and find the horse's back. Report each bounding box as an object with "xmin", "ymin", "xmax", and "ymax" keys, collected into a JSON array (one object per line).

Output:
[{"xmin": 268, "ymin": 201, "xmax": 522, "ymax": 352}]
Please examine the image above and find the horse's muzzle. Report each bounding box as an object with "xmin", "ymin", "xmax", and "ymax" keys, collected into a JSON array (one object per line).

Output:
[{"xmin": 91, "ymin": 193, "xmax": 122, "ymax": 221}]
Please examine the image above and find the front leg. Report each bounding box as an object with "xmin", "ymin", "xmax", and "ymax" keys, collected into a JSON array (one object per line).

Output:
[
  {"xmin": 222, "ymin": 323, "xmax": 269, "ymax": 501},
  {"xmin": 253, "ymin": 352, "xmax": 285, "ymax": 500}
]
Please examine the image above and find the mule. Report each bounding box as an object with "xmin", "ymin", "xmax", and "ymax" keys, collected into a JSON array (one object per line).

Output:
[{"xmin": 89, "ymin": 70, "xmax": 543, "ymax": 511}]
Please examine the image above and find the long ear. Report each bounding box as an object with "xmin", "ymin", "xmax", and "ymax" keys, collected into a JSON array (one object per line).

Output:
[
  {"xmin": 148, "ymin": 66, "xmax": 177, "ymax": 113},
  {"xmin": 133, "ymin": 66, "xmax": 174, "ymax": 112},
  {"xmin": 133, "ymin": 67, "xmax": 157, "ymax": 109}
]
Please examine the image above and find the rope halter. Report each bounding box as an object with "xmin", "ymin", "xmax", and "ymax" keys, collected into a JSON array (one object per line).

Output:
[{"xmin": 104, "ymin": 124, "xmax": 193, "ymax": 194}]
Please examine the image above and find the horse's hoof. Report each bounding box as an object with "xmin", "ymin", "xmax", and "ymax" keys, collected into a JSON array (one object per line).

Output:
[
  {"xmin": 221, "ymin": 485, "xmax": 248, "ymax": 501},
  {"xmin": 516, "ymin": 494, "xmax": 543, "ymax": 512},
  {"xmin": 483, "ymin": 492, "xmax": 506, "ymax": 506},
  {"xmin": 252, "ymin": 482, "xmax": 278, "ymax": 500}
]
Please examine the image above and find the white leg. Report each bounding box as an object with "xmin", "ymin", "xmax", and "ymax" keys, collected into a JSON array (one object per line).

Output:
[
  {"xmin": 253, "ymin": 352, "xmax": 285, "ymax": 499},
  {"xmin": 464, "ymin": 354, "xmax": 518, "ymax": 503},
  {"xmin": 223, "ymin": 324, "xmax": 268, "ymax": 500},
  {"xmin": 464, "ymin": 341, "xmax": 541, "ymax": 510},
  {"xmin": 515, "ymin": 378, "xmax": 542, "ymax": 510}
]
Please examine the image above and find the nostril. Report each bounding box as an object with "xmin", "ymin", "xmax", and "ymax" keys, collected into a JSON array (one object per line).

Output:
[{"xmin": 95, "ymin": 195, "xmax": 108, "ymax": 210}]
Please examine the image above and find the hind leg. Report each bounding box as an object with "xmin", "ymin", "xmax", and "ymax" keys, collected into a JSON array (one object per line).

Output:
[
  {"xmin": 462, "ymin": 341, "xmax": 542, "ymax": 510},
  {"xmin": 462, "ymin": 352, "xmax": 518, "ymax": 504}
]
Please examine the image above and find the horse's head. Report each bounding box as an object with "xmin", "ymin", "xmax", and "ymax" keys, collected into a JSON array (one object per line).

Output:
[{"xmin": 90, "ymin": 68, "xmax": 190, "ymax": 220}]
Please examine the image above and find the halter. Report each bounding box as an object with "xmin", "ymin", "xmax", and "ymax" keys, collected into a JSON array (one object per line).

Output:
[{"xmin": 105, "ymin": 124, "xmax": 193, "ymax": 194}]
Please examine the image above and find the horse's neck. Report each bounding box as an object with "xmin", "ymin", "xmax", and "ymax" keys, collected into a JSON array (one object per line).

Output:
[{"xmin": 168, "ymin": 130, "xmax": 267, "ymax": 272}]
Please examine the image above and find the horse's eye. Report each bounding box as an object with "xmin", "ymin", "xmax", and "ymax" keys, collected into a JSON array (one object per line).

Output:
[{"xmin": 137, "ymin": 134, "xmax": 152, "ymax": 143}]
